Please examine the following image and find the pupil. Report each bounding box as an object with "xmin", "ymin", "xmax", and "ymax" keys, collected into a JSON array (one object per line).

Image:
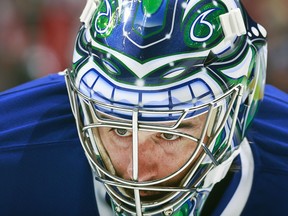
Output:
[
  {"xmin": 163, "ymin": 133, "xmax": 174, "ymax": 140},
  {"xmin": 117, "ymin": 128, "xmax": 127, "ymax": 136}
]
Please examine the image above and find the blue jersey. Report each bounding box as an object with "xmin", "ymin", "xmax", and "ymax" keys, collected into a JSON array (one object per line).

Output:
[{"xmin": 0, "ymin": 74, "xmax": 288, "ymax": 215}]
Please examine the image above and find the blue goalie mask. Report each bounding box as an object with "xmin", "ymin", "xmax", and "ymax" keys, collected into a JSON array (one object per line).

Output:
[{"xmin": 65, "ymin": 0, "xmax": 267, "ymax": 215}]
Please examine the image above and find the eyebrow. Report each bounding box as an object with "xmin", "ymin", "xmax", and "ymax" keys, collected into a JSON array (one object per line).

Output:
[
  {"xmin": 98, "ymin": 110, "xmax": 200, "ymax": 130},
  {"xmin": 177, "ymin": 121, "xmax": 195, "ymax": 129}
]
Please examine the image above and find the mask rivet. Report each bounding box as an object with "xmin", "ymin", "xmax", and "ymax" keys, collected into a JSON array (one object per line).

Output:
[
  {"xmin": 164, "ymin": 208, "xmax": 174, "ymax": 216},
  {"xmin": 115, "ymin": 205, "xmax": 122, "ymax": 213}
]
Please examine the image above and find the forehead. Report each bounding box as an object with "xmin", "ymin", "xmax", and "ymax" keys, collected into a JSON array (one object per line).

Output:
[{"xmin": 96, "ymin": 108, "xmax": 208, "ymax": 129}]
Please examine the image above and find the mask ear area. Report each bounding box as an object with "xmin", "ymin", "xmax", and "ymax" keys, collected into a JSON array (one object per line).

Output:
[
  {"xmin": 87, "ymin": 104, "xmax": 117, "ymax": 175},
  {"xmin": 79, "ymin": 99, "xmax": 117, "ymax": 176},
  {"xmin": 91, "ymin": 127, "xmax": 117, "ymax": 176}
]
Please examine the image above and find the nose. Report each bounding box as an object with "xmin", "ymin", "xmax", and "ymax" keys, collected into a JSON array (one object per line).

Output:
[{"xmin": 126, "ymin": 131, "xmax": 159, "ymax": 182}]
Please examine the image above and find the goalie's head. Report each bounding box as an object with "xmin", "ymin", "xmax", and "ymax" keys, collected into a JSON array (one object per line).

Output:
[{"xmin": 65, "ymin": 0, "xmax": 267, "ymax": 215}]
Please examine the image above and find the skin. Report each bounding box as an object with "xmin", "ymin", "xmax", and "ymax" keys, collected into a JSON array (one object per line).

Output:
[{"xmin": 98, "ymin": 113, "xmax": 208, "ymax": 198}]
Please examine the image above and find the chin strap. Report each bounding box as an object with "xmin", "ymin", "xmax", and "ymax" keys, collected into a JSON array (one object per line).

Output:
[{"xmin": 202, "ymin": 144, "xmax": 242, "ymax": 188}]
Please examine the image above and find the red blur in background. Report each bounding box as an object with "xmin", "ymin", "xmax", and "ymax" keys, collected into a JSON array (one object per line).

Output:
[{"xmin": 0, "ymin": 0, "xmax": 287, "ymax": 92}]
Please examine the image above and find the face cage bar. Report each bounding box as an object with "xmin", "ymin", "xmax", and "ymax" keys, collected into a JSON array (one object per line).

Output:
[{"xmin": 65, "ymin": 69, "xmax": 244, "ymax": 215}]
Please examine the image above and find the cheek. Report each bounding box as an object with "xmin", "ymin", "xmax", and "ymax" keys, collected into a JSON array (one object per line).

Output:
[
  {"xmin": 98, "ymin": 128, "xmax": 131, "ymax": 176},
  {"xmin": 158, "ymin": 140, "xmax": 198, "ymax": 177},
  {"xmin": 163, "ymin": 141, "xmax": 205, "ymax": 186}
]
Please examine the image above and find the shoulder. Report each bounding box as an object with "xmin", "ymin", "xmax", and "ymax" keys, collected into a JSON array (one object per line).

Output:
[
  {"xmin": 243, "ymin": 85, "xmax": 288, "ymax": 215},
  {"xmin": 257, "ymin": 84, "xmax": 288, "ymax": 118},
  {"xmin": 0, "ymin": 73, "xmax": 73, "ymax": 147},
  {"xmin": 249, "ymin": 84, "xmax": 288, "ymax": 152},
  {"xmin": 0, "ymin": 73, "xmax": 98, "ymax": 215},
  {"xmin": 0, "ymin": 72, "xmax": 67, "ymax": 100}
]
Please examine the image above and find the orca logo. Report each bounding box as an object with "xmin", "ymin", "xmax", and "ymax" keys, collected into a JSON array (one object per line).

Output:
[{"xmin": 190, "ymin": 9, "xmax": 216, "ymax": 42}]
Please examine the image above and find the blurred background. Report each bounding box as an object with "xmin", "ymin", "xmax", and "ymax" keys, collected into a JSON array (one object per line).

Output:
[{"xmin": 0, "ymin": 0, "xmax": 287, "ymax": 92}]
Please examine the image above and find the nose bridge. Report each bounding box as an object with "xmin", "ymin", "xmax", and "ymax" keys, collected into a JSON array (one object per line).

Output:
[
  {"xmin": 138, "ymin": 130, "xmax": 153, "ymax": 146},
  {"xmin": 127, "ymin": 130, "xmax": 159, "ymax": 181},
  {"xmin": 137, "ymin": 130, "xmax": 158, "ymax": 156}
]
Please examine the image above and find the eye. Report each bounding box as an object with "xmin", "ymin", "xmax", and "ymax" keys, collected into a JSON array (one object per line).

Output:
[
  {"xmin": 114, "ymin": 128, "xmax": 132, "ymax": 137},
  {"xmin": 160, "ymin": 133, "xmax": 180, "ymax": 141}
]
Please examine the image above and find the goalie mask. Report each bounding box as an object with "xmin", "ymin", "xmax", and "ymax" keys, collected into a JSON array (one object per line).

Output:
[{"xmin": 65, "ymin": 0, "xmax": 267, "ymax": 215}]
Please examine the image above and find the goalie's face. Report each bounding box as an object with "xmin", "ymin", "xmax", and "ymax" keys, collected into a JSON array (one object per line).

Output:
[
  {"xmin": 67, "ymin": 0, "xmax": 267, "ymax": 213},
  {"xmin": 97, "ymin": 113, "xmax": 207, "ymax": 198}
]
